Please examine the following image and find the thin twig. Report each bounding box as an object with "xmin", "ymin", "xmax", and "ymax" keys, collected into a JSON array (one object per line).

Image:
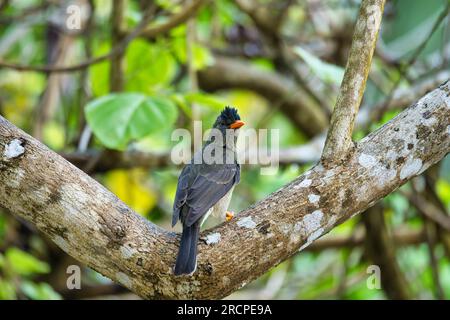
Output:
[
  {"xmin": 75, "ymin": 0, "xmax": 94, "ymax": 148},
  {"xmin": 0, "ymin": 2, "xmax": 51, "ymax": 24},
  {"xmin": 401, "ymin": 191, "xmax": 450, "ymax": 232},
  {"xmin": 136, "ymin": 0, "xmax": 206, "ymax": 40},
  {"xmin": 186, "ymin": 0, "xmax": 201, "ymax": 153},
  {"xmin": 109, "ymin": 0, "xmax": 125, "ymax": 92},
  {"xmin": 0, "ymin": 1, "xmax": 205, "ymax": 73},
  {"xmin": 362, "ymin": 204, "xmax": 411, "ymax": 299},
  {"xmin": 356, "ymin": 70, "xmax": 450, "ymax": 129},
  {"xmin": 374, "ymin": 3, "xmax": 450, "ymax": 120},
  {"xmin": 424, "ymin": 220, "xmax": 445, "ymax": 299}
]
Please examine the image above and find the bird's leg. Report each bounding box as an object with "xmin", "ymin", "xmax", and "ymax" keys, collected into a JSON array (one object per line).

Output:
[{"xmin": 226, "ymin": 211, "xmax": 234, "ymax": 221}]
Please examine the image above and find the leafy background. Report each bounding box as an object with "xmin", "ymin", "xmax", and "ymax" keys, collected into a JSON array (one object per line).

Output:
[{"xmin": 0, "ymin": 0, "xmax": 449, "ymax": 299}]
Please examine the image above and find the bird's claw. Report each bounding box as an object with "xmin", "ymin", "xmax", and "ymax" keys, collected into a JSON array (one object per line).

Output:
[{"xmin": 226, "ymin": 211, "xmax": 234, "ymax": 221}]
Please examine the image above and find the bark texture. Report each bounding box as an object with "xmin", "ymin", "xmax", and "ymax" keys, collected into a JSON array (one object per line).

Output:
[
  {"xmin": 322, "ymin": 0, "xmax": 385, "ymax": 163},
  {"xmin": 0, "ymin": 81, "xmax": 449, "ymax": 299}
]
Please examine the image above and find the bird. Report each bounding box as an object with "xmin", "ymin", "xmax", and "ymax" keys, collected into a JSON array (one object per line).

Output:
[{"xmin": 172, "ymin": 106, "xmax": 245, "ymax": 276}]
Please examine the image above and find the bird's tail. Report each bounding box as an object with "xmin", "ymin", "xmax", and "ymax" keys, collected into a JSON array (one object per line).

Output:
[{"xmin": 174, "ymin": 222, "xmax": 200, "ymax": 276}]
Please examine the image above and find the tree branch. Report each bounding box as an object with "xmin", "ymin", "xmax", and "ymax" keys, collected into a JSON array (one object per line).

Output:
[
  {"xmin": 0, "ymin": 81, "xmax": 448, "ymax": 299},
  {"xmin": 109, "ymin": 0, "xmax": 125, "ymax": 92},
  {"xmin": 0, "ymin": 0, "xmax": 206, "ymax": 73},
  {"xmin": 0, "ymin": 8, "xmax": 152, "ymax": 73},
  {"xmin": 132, "ymin": 0, "xmax": 206, "ymax": 40},
  {"xmin": 321, "ymin": 0, "xmax": 385, "ymax": 164},
  {"xmin": 362, "ymin": 204, "xmax": 411, "ymax": 299},
  {"xmin": 61, "ymin": 136, "xmax": 324, "ymax": 173},
  {"xmin": 402, "ymin": 191, "xmax": 450, "ymax": 232},
  {"xmin": 307, "ymin": 228, "xmax": 425, "ymax": 252},
  {"xmin": 356, "ymin": 71, "xmax": 450, "ymax": 129},
  {"xmin": 61, "ymin": 149, "xmax": 172, "ymax": 173}
]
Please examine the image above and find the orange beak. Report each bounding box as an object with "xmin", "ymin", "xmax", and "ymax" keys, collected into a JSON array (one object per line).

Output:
[{"xmin": 229, "ymin": 120, "xmax": 245, "ymax": 129}]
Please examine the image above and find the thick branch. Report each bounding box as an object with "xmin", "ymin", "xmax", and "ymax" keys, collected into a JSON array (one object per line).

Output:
[
  {"xmin": 0, "ymin": 81, "xmax": 448, "ymax": 299},
  {"xmin": 322, "ymin": 0, "xmax": 385, "ymax": 163}
]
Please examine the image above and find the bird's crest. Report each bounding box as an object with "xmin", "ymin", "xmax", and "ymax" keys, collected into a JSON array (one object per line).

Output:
[{"xmin": 219, "ymin": 106, "xmax": 241, "ymax": 123}]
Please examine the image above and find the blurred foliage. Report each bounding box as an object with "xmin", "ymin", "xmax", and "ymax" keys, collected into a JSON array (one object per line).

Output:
[
  {"xmin": 0, "ymin": 0, "xmax": 448, "ymax": 300},
  {"xmin": 294, "ymin": 46, "xmax": 345, "ymax": 85},
  {"xmin": 103, "ymin": 169, "xmax": 157, "ymax": 216},
  {"xmin": 0, "ymin": 247, "xmax": 60, "ymax": 299}
]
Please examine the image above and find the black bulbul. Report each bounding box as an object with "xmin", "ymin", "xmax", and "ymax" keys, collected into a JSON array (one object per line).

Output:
[{"xmin": 172, "ymin": 107, "xmax": 244, "ymax": 276}]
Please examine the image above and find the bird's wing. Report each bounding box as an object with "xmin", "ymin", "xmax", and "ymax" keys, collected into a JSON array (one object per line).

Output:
[
  {"xmin": 172, "ymin": 165, "xmax": 194, "ymax": 227},
  {"xmin": 183, "ymin": 164, "xmax": 239, "ymax": 227}
]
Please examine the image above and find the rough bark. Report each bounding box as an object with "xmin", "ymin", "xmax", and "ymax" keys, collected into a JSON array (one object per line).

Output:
[
  {"xmin": 322, "ymin": 0, "xmax": 385, "ymax": 163},
  {"xmin": 0, "ymin": 81, "xmax": 448, "ymax": 299}
]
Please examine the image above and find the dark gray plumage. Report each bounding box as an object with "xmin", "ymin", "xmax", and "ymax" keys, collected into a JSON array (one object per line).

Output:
[{"xmin": 172, "ymin": 107, "xmax": 243, "ymax": 276}]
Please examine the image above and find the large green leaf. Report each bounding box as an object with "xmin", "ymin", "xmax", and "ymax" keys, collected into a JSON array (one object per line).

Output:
[
  {"xmin": 5, "ymin": 248, "xmax": 50, "ymax": 276},
  {"xmin": 85, "ymin": 93, "xmax": 178, "ymax": 150},
  {"xmin": 294, "ymin": 46, "xmax": 344, "ymax": 85}
]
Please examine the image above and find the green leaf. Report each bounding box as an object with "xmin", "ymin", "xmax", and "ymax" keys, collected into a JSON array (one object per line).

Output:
[
  {"xmin": 0, "ymin": 252, "xmax": 4, "ymax": 269},
  {"xmin": 155, "ymin": 0, "xmax": 177, "ymax": 10},
  {"xmin": 436, "ymin": 179, "xmax": 450, "ymax": 208},
  {"xmin": 90, "ymin": 42, "xmax": 111, "ymax": 97},
  {"xmin": 20, "ymin": 281, "xmax": 61, "ymax": 300},
  {"xmin": 440, "ymin": 155, "xmax": 450, "ymax": 183},
  {"xmin": 192, "ymin": 44, "xmax": 214, "ymax": 70},
  {"xmin": 125, "ymin": 39, "xmax": 176, "ymax": 92},
  {"xmin": 170, "ymin": 93, "xmax": 192, "ymax": 118},
  {"xmin": 184, "ymin": 92, "xmax": 228, "ymax": 111},
  {"xmin": 293, "ymin": 46, "xmax": 344, "ymax": 85},
  {"xmin": 0, "ymin": 279, "xmax": 16, "ymax": 299},
  {"xmin": 85, "ymin": 93, "xmax": 178, "ymax": 150},
  {"xmin": 171, "ymin": 38, "xmax": 213, "ymax": 70},
  {"xmin": 5, "ymin": 247, "xmax": 50, "ymax": 276}
]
